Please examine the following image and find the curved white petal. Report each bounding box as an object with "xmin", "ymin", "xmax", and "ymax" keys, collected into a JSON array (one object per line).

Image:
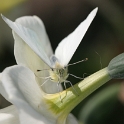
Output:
[
  {"xmin": 13, "ymin": 33, "xmax": 62, "ymax": 93},
  {"xmin": 1, "ymin": 14, "xmax": 63, "ymax": 93},
  {"xmin": 15, "ymin": 15, "xmax": 53, "ymax": 59},
  {"xmin": 13, "ymin": 30, "xmax": 48, "ymax": 75},
  {"xmin": 0, "ymin": 65, "xmax": 56, "ymax": 124},
  {"xmin": 13, "ymin": 16, "xmax": 62, "ymax": 93},
  {"xmin": 0, "ymin": 65, "xmax": 43, "ymax": 111},
  {"xmin": 1, "ymin": 14, "xmax": 62, "ymax": 93},
  {"xmin": 2, "ymin": 15, "xmax": 52, "ymax": 67},
  {"xmin": 0, "ymin": 105, "xmax": 19, "ymax": 124},
  {"xmin": 0, "ymin": 65, "xmax": 43, "ymax": 113},
  {"xmin": 18, "ymin": 105, "xmax": 54, "ymax": 124},
  {"xmin": 55, "ymin": 7, "xmax": 98, "ymax": 66},
  {"xmin": 66, "ymin": 114, "xmax": 78, "ymax": 124}
]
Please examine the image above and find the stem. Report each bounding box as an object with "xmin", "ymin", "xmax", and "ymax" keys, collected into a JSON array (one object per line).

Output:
[{"xmin": 44, "ymin": 67, "xmax": 111, "ymax": 123}]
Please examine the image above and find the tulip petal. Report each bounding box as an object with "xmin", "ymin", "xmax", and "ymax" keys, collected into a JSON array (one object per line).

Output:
[
  {"xmin": 0, "ymin": 65, "xmax": 43, "ymax": 114},
  {"xmin": 1, "ymin": 14, "xmax": 52, "ymax": 67},
  {"xmin": 0, "ymin": 65, "xmax": 56, "ymax": 124},
  {"xmin": 18, "ymin": 106, "xmax": 53, "ymax": 124},
  {"xmin": 12, "ymin": 16, "xmax": 62, "ymax": 93},
  {"xmin": 15, "ymin": 15, "xmax": 53, "ymax": 59},
  {"xmin": 14, "ymin": 32, "xmax": 60, "ymax": 93},
  {"xmin": 15, "ymin": 16, "xmax": 53, "ymax": 58},
  {"xmin": 0, "ymin": 65, "xmax": 43, "ymax": 109},
  {"xmin": 0, "ymin": 105, "xmax": 19, "ymax": 124}
]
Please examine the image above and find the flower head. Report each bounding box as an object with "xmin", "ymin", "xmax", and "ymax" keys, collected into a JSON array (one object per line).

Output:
[{"xmin": 0, "ymin": 8, "xmax": 112, "ymax": 124}]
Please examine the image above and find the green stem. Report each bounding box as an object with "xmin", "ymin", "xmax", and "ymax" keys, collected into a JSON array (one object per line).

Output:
[{"xmin": 45, "ymin": 67, "xmax": 111, "ymax": 123}]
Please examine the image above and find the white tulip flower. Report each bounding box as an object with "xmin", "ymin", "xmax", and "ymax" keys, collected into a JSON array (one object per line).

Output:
[{"xmin": 0, "ymin": 7, "xmax": 111, "ymax": 124}]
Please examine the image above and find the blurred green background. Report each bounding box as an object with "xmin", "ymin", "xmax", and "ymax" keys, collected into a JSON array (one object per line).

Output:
[{"xmin": 0, "ymin": 0, "xmax": 124, "ymax": 124}]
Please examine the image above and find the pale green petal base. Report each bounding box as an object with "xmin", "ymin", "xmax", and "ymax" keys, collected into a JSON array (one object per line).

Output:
[{"xmin": 44, "ymin": 67, "xmax": 111, "ymax": 124}]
